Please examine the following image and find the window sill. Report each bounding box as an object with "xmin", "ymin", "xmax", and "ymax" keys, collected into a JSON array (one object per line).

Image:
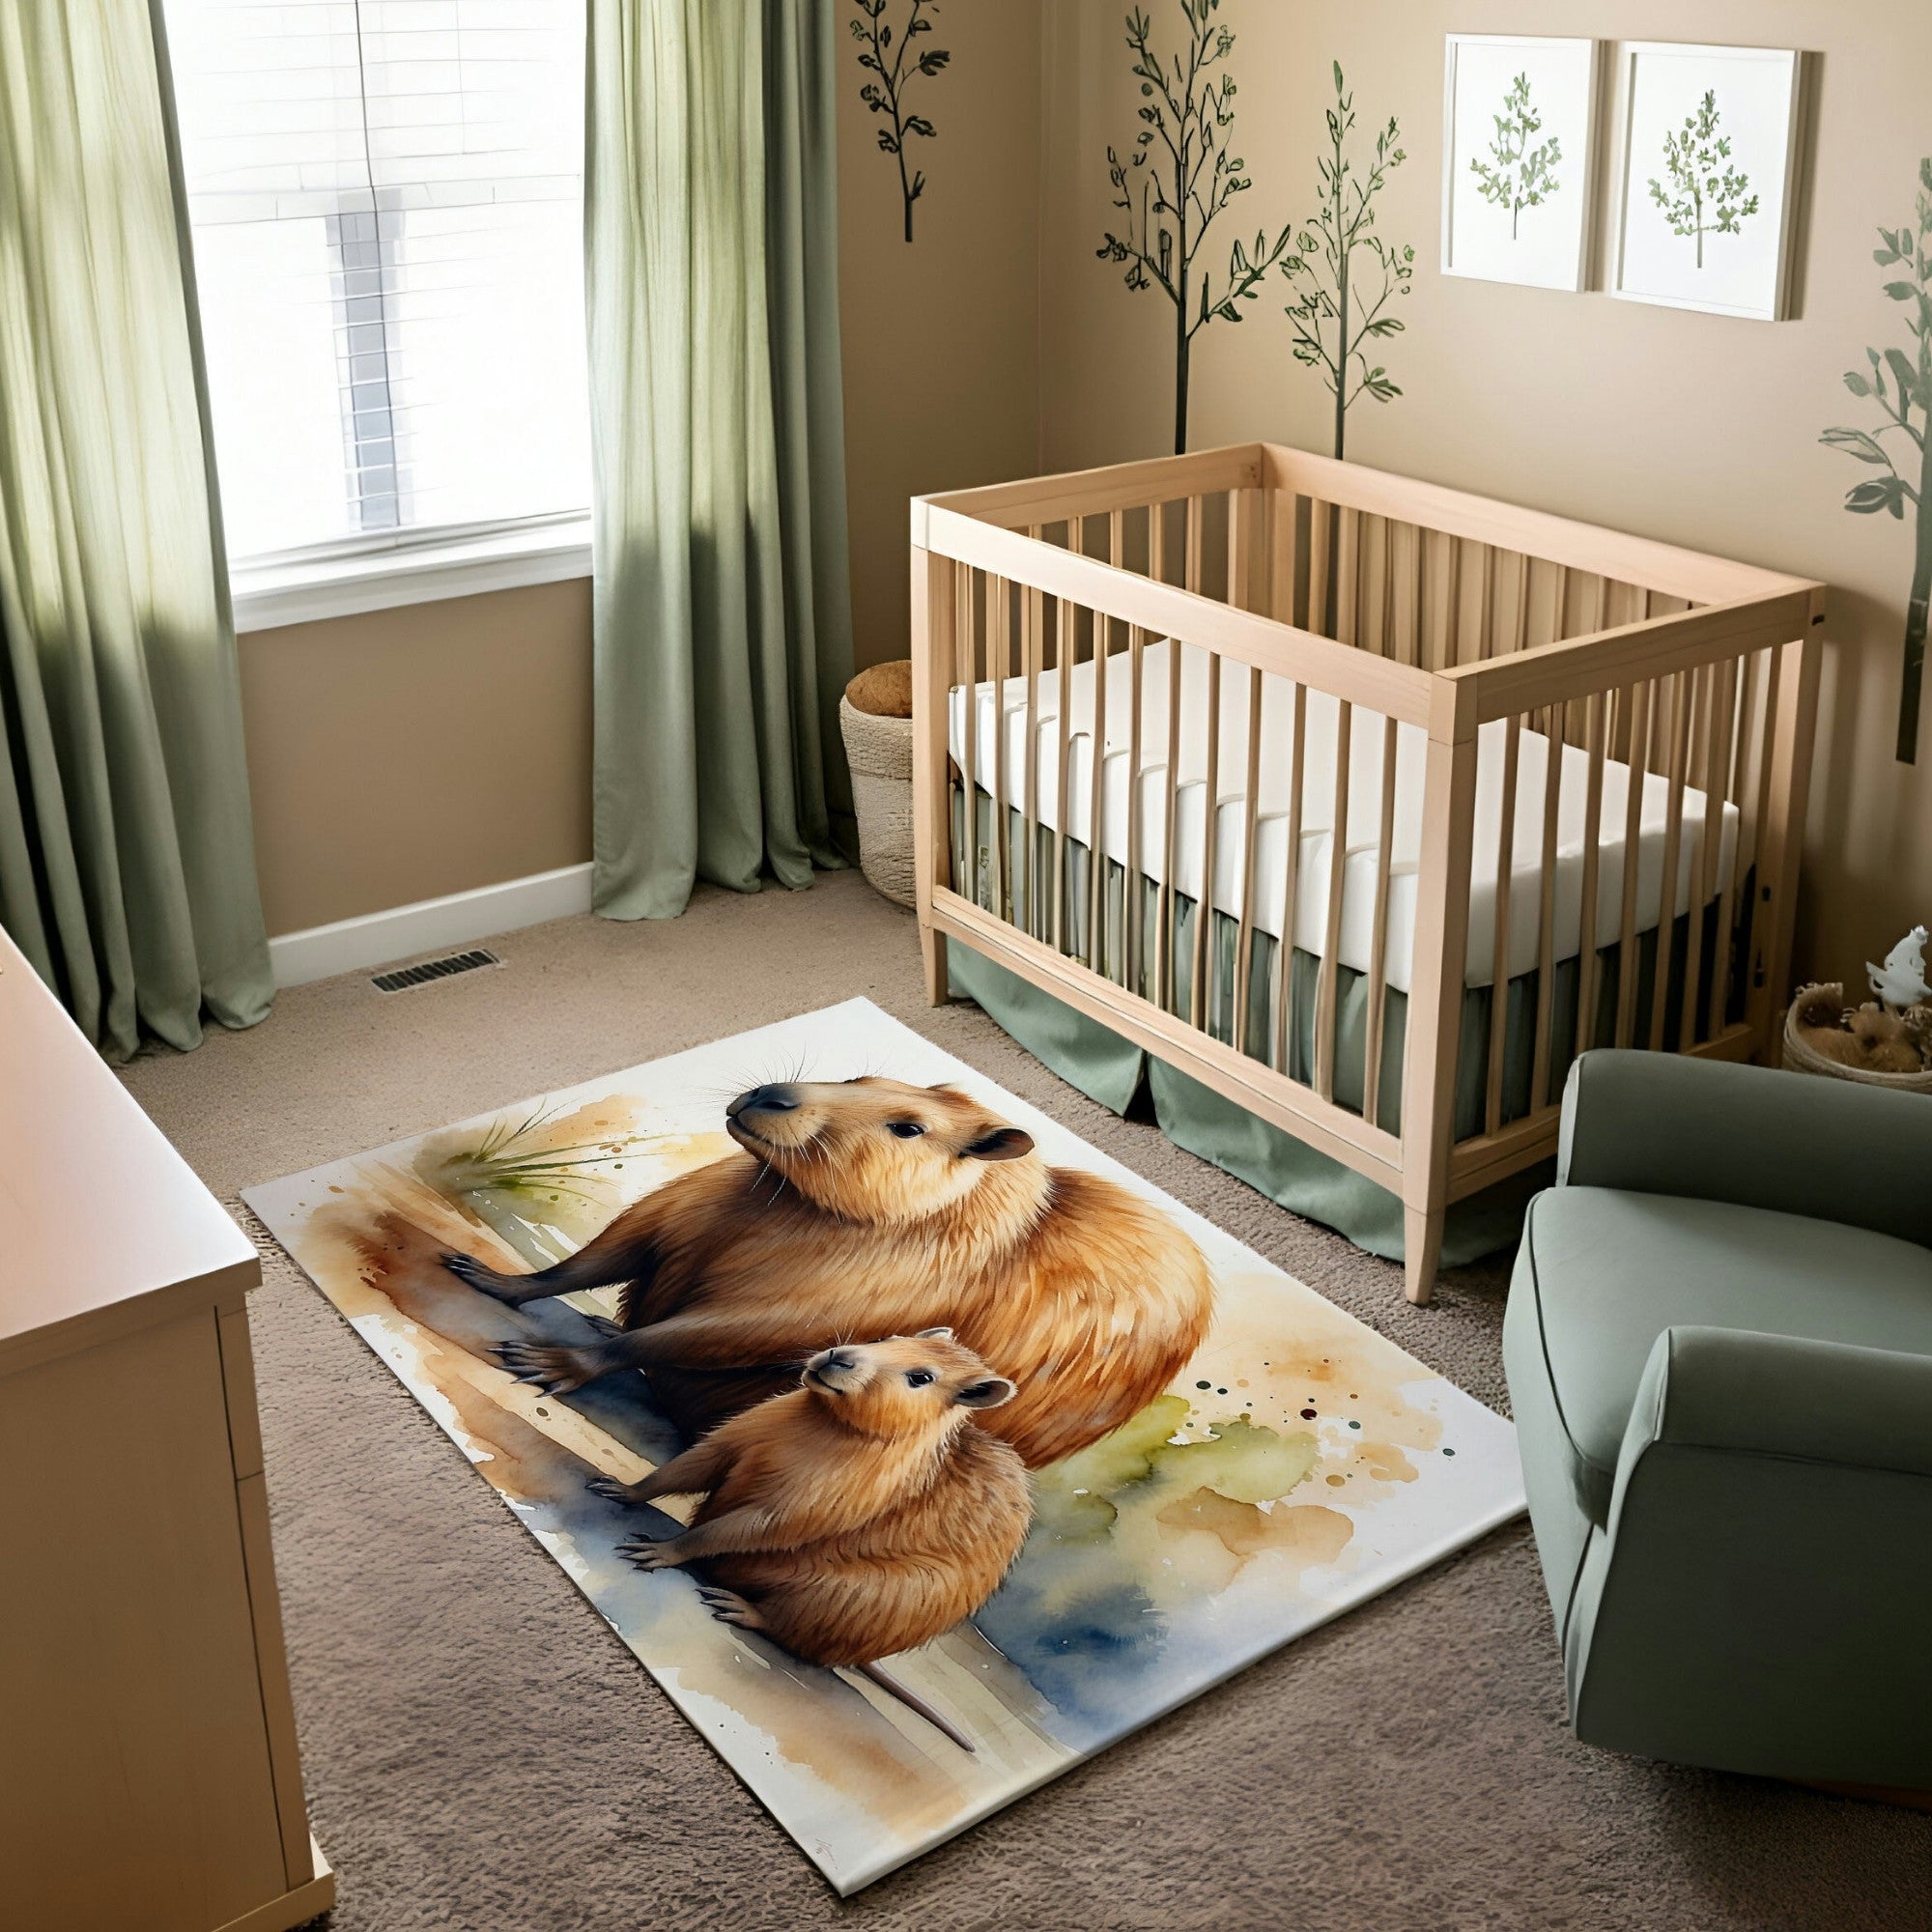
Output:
[{"xmin": 231, "ymin": 516, "xmax": 593, "ymax": 633}]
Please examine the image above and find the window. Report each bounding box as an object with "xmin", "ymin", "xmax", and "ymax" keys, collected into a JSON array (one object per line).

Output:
[{"xmin": 163, "ymin": 0, "xmax": 591, "ymax": 582}]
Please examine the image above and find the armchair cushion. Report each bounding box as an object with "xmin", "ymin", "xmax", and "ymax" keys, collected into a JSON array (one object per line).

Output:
[
  {"xmin": 1557, "ymin": 1050, "xmax": 1932, "ymax": 1249},
  {"xmin": 1515, "ymin": 1186, "xmax": 1932, "ymax": 1528}
]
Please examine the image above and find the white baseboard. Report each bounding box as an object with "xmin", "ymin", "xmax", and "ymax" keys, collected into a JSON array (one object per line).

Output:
[{"xmin": 269, "ymin": 862, "xmax": 594, "ymax": 988}]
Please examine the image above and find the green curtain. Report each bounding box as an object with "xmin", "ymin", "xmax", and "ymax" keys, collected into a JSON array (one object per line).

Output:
[
  {"xmin": 0, "ymin": 0, "xmax": 271, "ymax": 1060},
  {"xmin": 586, "ymin": 0, "xmax": 855, "ymax": 921}
]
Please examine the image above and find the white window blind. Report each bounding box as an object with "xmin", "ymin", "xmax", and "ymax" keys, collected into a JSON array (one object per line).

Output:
[{"xmin": 163, "ymin": 0, "xmax": 591, "ymax": 565}]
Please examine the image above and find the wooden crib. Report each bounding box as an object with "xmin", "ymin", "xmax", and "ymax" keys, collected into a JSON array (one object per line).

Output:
[{"xmin": 909, "ymin": 442, "xmax": 1823, "ymax": 1304}]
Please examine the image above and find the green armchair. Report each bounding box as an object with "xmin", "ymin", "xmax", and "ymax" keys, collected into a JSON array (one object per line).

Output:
[{"xmin": 1503, "ymin": 1049, "xmax": 1932, "ymax": 1788}]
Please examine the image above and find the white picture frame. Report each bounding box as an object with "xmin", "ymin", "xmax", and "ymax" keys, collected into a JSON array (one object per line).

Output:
[
  {"xmin": 1606, "ymin": 41, "xmax": 1804, "ymax": 322},
  {"xmin": 1441, "ymin": 34, "xmax": 1599, "ymax": 293}
]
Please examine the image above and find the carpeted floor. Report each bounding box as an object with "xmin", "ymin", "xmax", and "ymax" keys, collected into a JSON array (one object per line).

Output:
[{"xmin": 122, "ymin": 867, "xmax": 1930, "ymax": 1932}]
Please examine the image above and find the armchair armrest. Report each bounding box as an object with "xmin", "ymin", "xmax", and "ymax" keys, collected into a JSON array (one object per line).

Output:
[
  {"xmin": 1556, "ymin": 1050, "xmax": 1932, "ymax": 1249},
  {"xmin": 1566, "ymin": 1321, "xmax": 1932, "ymax": 1782},
  {"xmin": 1619, "ymin": 1325, "xmax": 1932, "ymax": 1483}
]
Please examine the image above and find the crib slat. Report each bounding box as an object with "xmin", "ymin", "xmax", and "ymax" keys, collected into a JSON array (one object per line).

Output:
[
  {"xmin": 1314, "ymin": 701, "xmax": 1352, "ymax": 1101},
  {"xmin": 1158, "ymin": 632, "xmax": 1182, "ymax": 1012},
  {"xmin": 1676, "ymin": 662, "xmax": 1715, "ymax": 1049},
  {"xmin": 1530, "ymin": 700, "xmax": 1567, "ymax": 1112},
  {"xmin": 1269, "ymin": 487, "xmax": 1298, "ymax": 626},
  {"xmin": 1407, "ymin": 523, "xmax": 1424, "ymax": 668},
  {"xmin": 1310, "ymin": 498, "xmax": 1334, "ymax": 638},
  {"xmin": 1613, "ymin": 681, "xmax": 1651, "ymax": 1048},
  {"xmin": 1124, "ymin": 616, "xmax": 1147, "ymax": 997},
  {"xmin": 1513, "ymin": 553, "xmax": 1531, "ymax": 658},
  {"xmin": 1361, "ymin": 715, "xmax": 1399, "ymax": 1126},
  {"xmin": 1234, "ymin": 666, "xmax": 1264, "ymax": 1056},
  {"xmin": 1442, "ymin": 535, "xmax": 1463, "ymax": 668},
  {"xmin": 1574, "ymin": 690, "xmax": 1607, "ymax": 1059},
  {"xmin": 1476, "ymin": 543, "xmax": 1495, "ymax": 660},
  {"xmin": 1705, "ymin": 654, "xmax": 1744, "ymax": 1039},
  {"xmin": 1484, "ymin": 714, "xmax": 1521, "ymax": 1136},
  {"xmin": 1271, "ymin": 681, "xmax": 1308, "ymax": 1075},
  {"xmin": 958, "ymin": 564, "xmax": 979, "ymax": 909},
  {"xmin": 1337, "ymin": 509, "xmax": 1360, "ymax": 646},
  {"xmin": 1185, "ymin": 495, "xmax": 1205, "ymax": 594},
  {"xmin": 1748, "ymin": 639, "xmax": 1784, "ymax": 898},
  {"xmin": 1083, "ymin": 514, "xmax": 1125, "ymax": 974},
  {"xmin": 988, "ymin": 573, "xmax": 1010, "ymax": 922},
  {"xmin": 1052, "ymin": 595, "xmax": 1072, "ymax": 955},
  {"xmin": 1646, "ymin": 671, "xmax": 1693, "ymax": 1051},
  {"xmin": 1193, "ymin": 648, "xmax": 1222, "ymax": 1032},
  {"xmin": 1022, "ymin": 526, "xmax": 1043, "ymax": 937}
]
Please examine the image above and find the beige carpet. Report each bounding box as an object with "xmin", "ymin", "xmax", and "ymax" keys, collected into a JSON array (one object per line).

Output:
[{"xmin": 122, "ymin": 868, "xmax": 1931, "ymax": 1932}]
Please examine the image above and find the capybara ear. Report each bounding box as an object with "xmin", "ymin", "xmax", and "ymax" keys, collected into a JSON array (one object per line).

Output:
[
  {"xmin": 955, "ymin": 1376, "xmax": 1019, "ymax": 1409},
  {"xmin": 917, "ymin": 1325, "xmax": 954, "ymax": 1339},
  {"xmin": 962, "ymin": 1125, "xmax": 1035, "ymax": 1162}
]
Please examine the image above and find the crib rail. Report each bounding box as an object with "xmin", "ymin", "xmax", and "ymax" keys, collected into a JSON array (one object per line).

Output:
[{"xmin": 911, "ymin": 443, "xmax": 1824, "ymax": 1302}]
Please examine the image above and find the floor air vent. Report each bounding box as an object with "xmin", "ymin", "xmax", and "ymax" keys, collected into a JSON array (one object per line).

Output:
[{"xmin": 371, "ymin": 948, "xmax": 502, "ymax": 994}]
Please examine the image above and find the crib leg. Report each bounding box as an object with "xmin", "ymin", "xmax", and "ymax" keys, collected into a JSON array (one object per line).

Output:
[
  {"xmin": 920, "ymin": 923, "xmax": 950, "ymax": 1007},
  {"xmin": 1404, "ymin": 1204, "xmax": 1444, "ymax": 1306}
]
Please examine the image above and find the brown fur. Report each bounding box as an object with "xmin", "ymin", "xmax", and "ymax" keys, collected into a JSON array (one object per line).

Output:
[
  {"xmin": 843, "ymin": 659, "xmax": 913, "ymax": 718},
  {"xmin": 593, "ymin": 1334, "xmax": 1030, "ymax": 1666},
  {"xmin": 459, "ymin": 1076, "xmax": 1213, "ymax": 1468}
]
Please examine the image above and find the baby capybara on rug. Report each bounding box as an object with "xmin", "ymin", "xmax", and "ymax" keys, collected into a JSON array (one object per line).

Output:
[
  {"xmin": 590, "ymin": 1331, "xmax": 1028, "ymax": 1666},
  {"xmin": 444, "ymin": 1075, "xmax": 1212, "ymax": 1468}
]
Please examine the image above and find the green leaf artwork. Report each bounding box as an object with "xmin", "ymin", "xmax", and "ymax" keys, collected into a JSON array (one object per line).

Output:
[
  {"xmin": 851, "ymin": 0, "xmax": 952, "ymax": 243},
  {"xmin": 1278, "ymin": 62, "xmax": 1413, "ymax": 465},
  {"xmin": 1469, "ymin": 71, "xmax": 1561, "ymax": 241},
  {"xmin": 1095, "ymin": 0, "xmax": 1293, "ymax": 454},
  {"xmin": 1820, "ymin": 156, "xmax": 1932, "ymax": 763},
  {"xmin": 1647, "ymin": 89, "xmax": 1758, "ymax": 269}
]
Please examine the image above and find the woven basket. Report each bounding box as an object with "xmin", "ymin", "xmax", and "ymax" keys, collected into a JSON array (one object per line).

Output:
[
  {"xmin": 1781, "ymin": 983, "xmax": 1932, "ymax": 1093},
  {"xmin": 839, "ymin": 693, "xmax": 917, "ymax": 909}
]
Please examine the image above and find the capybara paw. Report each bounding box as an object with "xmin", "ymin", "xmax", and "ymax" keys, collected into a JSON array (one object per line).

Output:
[
  {"xmin": 585, "ymin": 1474, "xmax": 649, "ymax": 1506},
  {"xmin": 441, "ymin": 1251, "xmax": 517, "ymax": 1299},
  {"xmin": 697, "ymin": 1586, "xmax": 766, "ymax": 1633},
  {"xmin": 493, "ymin": 1340, "xmax": 600, "ymax": 1394},
  {"xmin": 617, "ymin": 1534, "xmax": 686, "ymax": 1571}
]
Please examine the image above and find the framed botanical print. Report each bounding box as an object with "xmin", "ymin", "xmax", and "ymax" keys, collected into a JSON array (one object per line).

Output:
[
  {"xmin": 1441, "ymin": 35, "xmax": 1600, "ymax": 293},
  {"xmin": 1606, "ymin": 41, "xmax": 1805, "ymax": 321}
]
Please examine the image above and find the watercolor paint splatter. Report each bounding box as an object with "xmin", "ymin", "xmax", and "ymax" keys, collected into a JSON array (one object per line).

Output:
[{"xmin": 245, "ymin": 999, "xmax": 1522, "ymax": 1893}]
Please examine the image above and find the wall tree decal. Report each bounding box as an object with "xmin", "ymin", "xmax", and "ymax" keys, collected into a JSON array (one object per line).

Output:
[
  {"xmin": 1279, "ymin": 62, "xmax": 1413, "ymax": 464},
  {"xmin": 1096, "ymin": 0, "xmax": 1292, "ymax": 455},
  {"xmin": 1822, "ymin": 157, "xmax": 1932, "ymax": 765},
  {"xmin": 852, "ymin": 0, "xmax": 951, "ymax": 243},
  {"xmin": 1470, "ymin": 71, "xmax": 1561, "ymax": 242},
  {"xmin": 1647, "ymin": 90, "xmax": 1757, "ymax": 269}
]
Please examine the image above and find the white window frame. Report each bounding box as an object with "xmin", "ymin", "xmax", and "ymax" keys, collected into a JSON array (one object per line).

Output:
[{"xmin": 229, "ymin": 509, "xmax": 593, "ymax": 633}]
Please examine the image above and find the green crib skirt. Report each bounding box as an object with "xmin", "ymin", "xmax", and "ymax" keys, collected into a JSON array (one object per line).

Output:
[{"xmin": 947, "ymin": 791, "xmax": 1736, "ymax": 1267}]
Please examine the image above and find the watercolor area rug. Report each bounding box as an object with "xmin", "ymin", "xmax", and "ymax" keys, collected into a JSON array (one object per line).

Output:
[{"xmin": 245, "ymin": 998, "xmax": 1523, "ymax": 1893}]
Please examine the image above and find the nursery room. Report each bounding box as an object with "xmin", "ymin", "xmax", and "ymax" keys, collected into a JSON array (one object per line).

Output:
[{"xmin": 5, "ymin": 0, "xmax": 1932, "ymax": 1926}]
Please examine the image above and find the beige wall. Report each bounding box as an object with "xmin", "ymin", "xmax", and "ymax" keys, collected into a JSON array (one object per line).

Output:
[
  {"xmin": 242, "ymin": 8, "xmax": 1041, "ymax": 936},
  {"xmin": 838, "ymin": 0, "xmax": 1041, "ymax": 669},
  {"xmin": 239, "ymin": 581, "xmax": 593, "ymax": 936},
  {"xmin": 1037, "ymin": 0, "xmax": 1931, "ymax": 990}
]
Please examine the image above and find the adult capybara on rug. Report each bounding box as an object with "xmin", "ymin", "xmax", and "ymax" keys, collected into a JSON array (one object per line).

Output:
[{"xmin": 443, "ymin": 1076, "xmax": 1213, "ymax": 1467}]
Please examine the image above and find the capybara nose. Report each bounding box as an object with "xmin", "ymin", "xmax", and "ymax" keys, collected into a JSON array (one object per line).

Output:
[{"xmin": 729, "ymin": 1082, "xmax": 801, "ymax": 1120}]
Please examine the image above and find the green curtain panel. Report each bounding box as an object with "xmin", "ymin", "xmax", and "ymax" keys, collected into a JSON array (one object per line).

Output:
[
  {"xmin": 586, "ymin": 0, "xmax": 855, "ymax": 921},
  {"xmin": 0, "ymin": 0, "xmax": 271, "ymax": 1060}
]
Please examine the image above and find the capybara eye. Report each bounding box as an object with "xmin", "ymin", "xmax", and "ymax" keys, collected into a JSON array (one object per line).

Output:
[
  {"xmin": 904, "ymin": 1369, "xmax": 935, "ymax": 1387},
  {"xmin": 887, "ymin": 1121, "xmax": 926, "ymax": 1139}
]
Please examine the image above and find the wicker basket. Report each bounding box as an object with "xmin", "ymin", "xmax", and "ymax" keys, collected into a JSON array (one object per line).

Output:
[
  {"xmin": 839, "ymin": 692, "xmax": 917, "ymax": 909},
  {"xmin": 1781, "ymin": 983, "xmax": 1932, "ymax": 1093}
]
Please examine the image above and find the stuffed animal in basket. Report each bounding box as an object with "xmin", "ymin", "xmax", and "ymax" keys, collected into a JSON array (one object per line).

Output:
[{"xmin": 1867, "ymin": 925, "xmax": 1930, "ymax": 1010}]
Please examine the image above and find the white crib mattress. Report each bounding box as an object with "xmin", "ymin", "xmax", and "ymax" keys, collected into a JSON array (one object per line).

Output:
[{"xmin": 947, "ymin": 642, "xmax": 1740, "ymax": 994}]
